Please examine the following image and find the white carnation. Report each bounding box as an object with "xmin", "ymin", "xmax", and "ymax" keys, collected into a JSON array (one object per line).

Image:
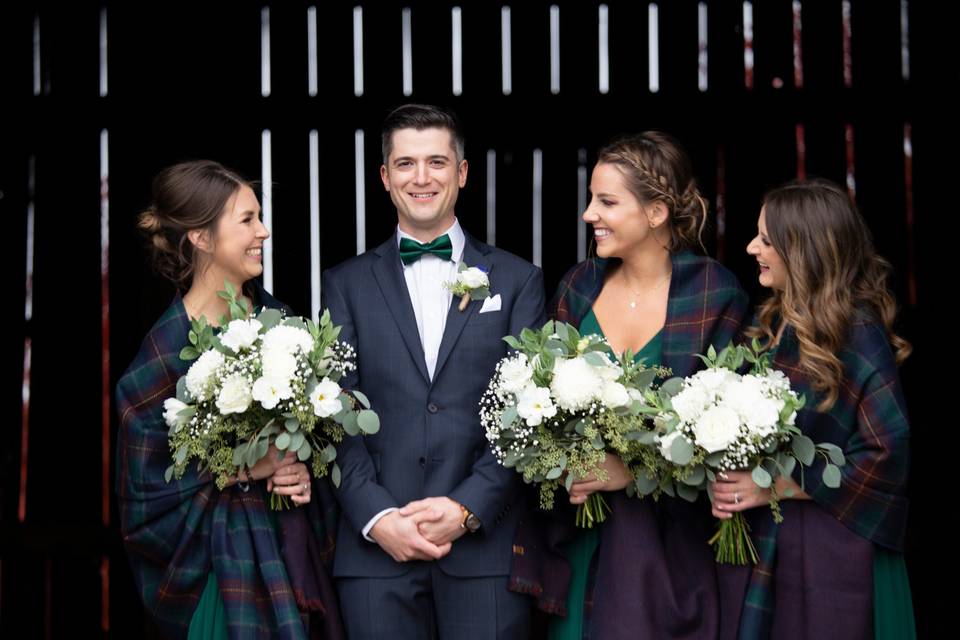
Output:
[
  {"xmin": 601, "ymin": 381, "xmax": 630, "ymax": 408},
  {"xmin": 261, "ymin": 347, "xmax": 298, "ymax": 383},
  {"xmin": 550, "ymin": 357, "xmax": 604, "ymax": 411},
  {"xmin": 262, "ymin": 325, "xmax": 314, "ymax": 355},
  {"xmin": 185, "ymin": 349, "xmax": 225, "ymax": 401}
]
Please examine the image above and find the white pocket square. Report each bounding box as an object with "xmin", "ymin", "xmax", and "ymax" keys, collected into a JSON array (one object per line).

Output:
[{"xmin": 479, "ymin": 294, "xmax": 502, "ymax": 313}]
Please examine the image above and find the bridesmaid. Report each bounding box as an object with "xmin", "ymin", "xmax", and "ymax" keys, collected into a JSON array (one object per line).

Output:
[
  {"xmin": 510, "ymin": 132, "xmax": 749, "ymax": 639},
  {"xmin": 713, "ymin": 178, "xmax": 914, "ymax": 639},
  {"xmin": 116, "ymin": 160, "xmax": 344, "ymax": 638}
]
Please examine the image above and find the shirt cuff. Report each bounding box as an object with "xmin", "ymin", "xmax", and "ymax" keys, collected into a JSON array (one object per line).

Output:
[{"xmin": 362, "ymin": 507, "xmax": 399, "ymax": 542}]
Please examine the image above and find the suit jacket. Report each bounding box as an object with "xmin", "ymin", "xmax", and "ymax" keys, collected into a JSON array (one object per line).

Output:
[{"xmin": 322, "ymin": 231, "xmax": 546, "ymax": 578}]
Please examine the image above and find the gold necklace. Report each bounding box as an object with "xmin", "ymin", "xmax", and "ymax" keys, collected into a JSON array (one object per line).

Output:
[{"xmin": 623, "ymin": 270, "xmax": 671, "ymax": 309}]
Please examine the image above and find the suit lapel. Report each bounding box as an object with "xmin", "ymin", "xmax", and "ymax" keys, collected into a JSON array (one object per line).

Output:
[
  {"xmin": 371, "ymin": 238, "xmax": 432, "ymax": 385},
  {"xmin": 432, "ymin": 234, "xmax": 493, "ymax": 384}
]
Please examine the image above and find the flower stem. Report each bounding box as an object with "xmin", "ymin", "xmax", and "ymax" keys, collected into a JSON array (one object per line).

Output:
[
  {"xmin": 708, "ymin": 513, "xmax": 758, "ymax": 564},
  {"xmin": 575, "ymin": 493, "xmax": 611, "ymax": 528}
]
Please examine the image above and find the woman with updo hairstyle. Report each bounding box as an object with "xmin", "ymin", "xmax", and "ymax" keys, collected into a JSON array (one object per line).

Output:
[
  {"xmin": 510, "ymin": 132, "xmax": 750, "ymax": 639},
  {"xmin": 713, "ymin": 178, "xmax": 915, "ymax": 639},
  {"xmin": 116, "ymin": 160, "xmax": 345, "ymax": 639}
]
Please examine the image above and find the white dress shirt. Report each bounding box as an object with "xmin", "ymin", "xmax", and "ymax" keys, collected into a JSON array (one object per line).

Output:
[{"xmin": 361, "ymin": 219, "xmax": 466, "ymax": 541}]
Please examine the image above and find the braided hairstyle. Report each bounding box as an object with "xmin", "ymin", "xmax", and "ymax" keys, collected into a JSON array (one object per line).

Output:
[{"xmin": 597, "ymin": 132, "xmax": 708, "ymax": 253}]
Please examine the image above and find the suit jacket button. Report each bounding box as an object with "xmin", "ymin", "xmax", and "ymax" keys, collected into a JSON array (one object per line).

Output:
[{"xmin": 427, "ymin": 402, "xmax": 439, "ymax": 413}]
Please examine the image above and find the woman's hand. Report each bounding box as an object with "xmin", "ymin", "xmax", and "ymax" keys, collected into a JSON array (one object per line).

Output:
[
  {"xmin": 267, "ymin": 460, "xmax": 313, "ymax": 506},
  {"xmin": 710, "ymin": 470, "xmax": 810, "ymax": 519},
  {"xmin": 568, "ymin": 453, "xmax": 634, "ymax": 505}
]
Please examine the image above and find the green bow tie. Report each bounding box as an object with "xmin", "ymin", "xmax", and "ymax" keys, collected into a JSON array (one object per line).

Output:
[{"xmin": 399, "ymin": 234, "xmax": 454, "ymax": 265}]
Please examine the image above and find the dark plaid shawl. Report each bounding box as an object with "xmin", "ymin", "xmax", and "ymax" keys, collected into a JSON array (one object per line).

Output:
[
  {"xmin": 115, "ymin": 282, "xmax": 344, "ymax": 639},
  {"xmin": 509, "ymin": 251, "xmax": 750, "ymax": 626},
  {"xmin": 731, "ymin": 316, "xmax": 911, "ymax": 639}
]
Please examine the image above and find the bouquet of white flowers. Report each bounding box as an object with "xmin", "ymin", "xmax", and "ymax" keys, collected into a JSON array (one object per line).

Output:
[
  {"xmin": 481, "ymin": 321, "xmax": 668, "ymax": 527},
  {"xmin": 649, "ymin": 341, "xmax": 844, "ymax": 563},
  {"xmin": 164, "ymin": 282, "xmax": 379, "ymax": 508}
]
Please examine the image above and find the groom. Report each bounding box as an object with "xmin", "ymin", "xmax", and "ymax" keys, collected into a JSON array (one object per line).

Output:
[{"xmin": 321, "ymin": 104, "xmax": 544, "ymax": 639}]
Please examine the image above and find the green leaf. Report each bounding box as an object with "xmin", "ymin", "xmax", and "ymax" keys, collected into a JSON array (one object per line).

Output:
[
  {"xmin": 625, "ymin": 430, "xmax": 657, "ymax": 444},
  {"xmin": 751, "ymin": 465, "xmax": 773, "ymax": 489},
  {"xmin": 633, "ymin": 470, "xmax": 658, "ymax": 495},
  {"xmin": 320, "ymin": 444, "xmax": 337, "ymax": 464},
  {"xmin": 780, "ymin": 454, "xmax": 797, "ymax": 478},
  {"xmin": 472, "ymin": 286, "xmax": 490, "ymax": 299},
  {"xmin": 176, "ymin": 377, "xmax": 192, "ymax": 403},
  {"xmin": 819, "ymin": 442, "xmax": 846, "ymax": 466},
  {"xmin": 175, "ymin": 445, "xmax": 187, "ymax": 465},
  {"xmin": 352, "ymin": 390, "xmax": 371, "ymax": 409},
  {"xmin": 164, "ymin": 465, "xmax": 174, "ymax": 483},
  {"xmin": 297, "ymin": 440, "xmax": 312, "ymax": 461},
  {"xmin": 659, "ymin": 377, "xmax": 684, "ymax": 396},
  {"xmin": 676, "ymin": 483, "xmax": 699, "ymax": 502},
  {"xmin": 591, "ymin": 436, "xmax": 606, "ymax": 450},
  {"xmin": 179, "ymin": 346, "xmax": 199, "ymax": 361},
  {"xmin": 255, "ymin": 438, "xmax": 269, "ymax": 461},
  {"xmin": 256, "ymin": 308, "xmax": 283, "ymax": 331},
  {"xmin": 546, "ymin": 467, "xmax": 563, "ymax": 480},
  {"xmin": 583, "ymin": 351, "xmax": 610, "ymax": 367},
  {"xmin": 341, "ymin": 411, "xmax": 360, "ymax": 436},
  {"xmin": 682, "ymin": 464, "xmax": 706, "ymax": 487},
  {"xmin": 565, "ymin": 472, "xmax": 575, "ymax": 492},
  {"xmin": 275, "ymin": 432, "xmax": 291, "ymax": 450},
  {"xmin": 705, "ymin": 451, "xmax": 726, "ymax": 467},
  {"xmin": 554, "ymin": 322, "xmax": 570, "ymax": 342},
  {"xmin": 503, "ymin": 336, "xmax": 522, "ymax": 350},
  {"xmin": 357, "ymin": 409, "xmax": 380, "ymax": 434},
  {"xmin": 670, "ymin": 436, "xmax": 694, "ymax": 465},
  {"xmin": 232, "ymin": 446, "xmax": 245, "ymax": 467},
  {"xmin": 285, "ymin": 418, "xmax": 299, "ymax": 433},
  {"xmin": 822, "ymin": 464, "xmax": 842, "ymax": 488},
  {"xmin": 504, "ymin": 451, "xmax": 521, "ymax": 468},
  {"xmin": 792, "ymin": 434, "xmax": 816, "ymax": 466},
  {"xmin": 331, "ymin": 463, "xmax": 341, "ymax": 487},
  {"xmin": 289, "ymin": 431, "xmax": 305, "ymax": 452},
  {"xmin": 501, "ymin": 406, "xmax": 519, "ymax": 428}
]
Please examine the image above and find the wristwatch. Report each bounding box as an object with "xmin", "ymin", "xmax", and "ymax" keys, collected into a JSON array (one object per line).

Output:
[{"xmin": 459, "ymin": 504, "xmax": 481, "ymax": 533}]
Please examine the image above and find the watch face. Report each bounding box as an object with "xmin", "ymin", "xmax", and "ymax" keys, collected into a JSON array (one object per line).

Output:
[{"xmin": 466, "ymin": 514, "xmax": 481, "ymax": 532}]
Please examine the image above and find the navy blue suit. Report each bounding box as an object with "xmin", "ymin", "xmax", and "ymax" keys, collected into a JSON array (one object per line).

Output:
[{"xmin": 322, "ymin": 232, "xmax": 545, "ymax": 638}]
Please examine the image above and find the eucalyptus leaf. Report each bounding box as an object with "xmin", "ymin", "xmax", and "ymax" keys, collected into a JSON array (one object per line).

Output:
[
  {"xmin": 357, "ymin": 409, "xmax": 380, "ymax": 434},
  {"xmin": 822, "ymin": 464, "xmax": 842, "ymax": 488},
  {"xmin": 670, "ymin": 436, "xmax": 695, "ymax": 465},
  {"xmin": 751, "ymin": 464, "xmax": 772, "ymax": 489}
]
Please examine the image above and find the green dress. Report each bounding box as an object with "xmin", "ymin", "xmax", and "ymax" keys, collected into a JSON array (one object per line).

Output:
[
  {"xmin": 187, "ymin": 501, "xmax": 283, "ymax": 639},
  {"xmin": 550, "ymin": 308, "xmax": 664, "ymax": 640},
  {"xmin": 764, "ymin": 343, "xmax": 916, "ymax": 640}
]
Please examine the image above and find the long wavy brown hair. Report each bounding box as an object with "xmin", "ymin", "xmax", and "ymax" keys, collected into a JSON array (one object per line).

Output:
[{"xmin": 745, "ymin": 178, "xmax": 911, "ymax": 411}]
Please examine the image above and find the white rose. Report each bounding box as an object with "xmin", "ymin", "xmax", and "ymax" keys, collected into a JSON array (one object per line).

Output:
[
  {"xmin": 261, "ymin": 347, "xmax": 298, "ymax": 383},
  {"xmin": 459, "ymin": 267, "xmax": 489, "ymax": 289},
  {"xmin": 691, "ymin": 368, "xmax": 738, "ymax": 393},
  {"xmin": 310, "ymin": 377, "xmax": 344, "ymax": 418},
  {"xmin": 163, "ymin": 398, "xmax": 189, "ymax": 429},
  {"xmin": 550, "ymin": 357, "xmax": 604, "ymax": 411},
  {"xmin": 692, "ymin": 406, "xmax": 742, "ymax": 453},
  {"xmin": 499, "ymin": 354, "xmax": 534, "ymax": 394},
  {"xmin": 216, "ymin": 374, "xmax": 253, "ymax": 415},
  {"xmin": 517, "ymin": 384, "xmax": 557, "ymax": 426},
  {"xmin": 220, "ymin": 318, "xmax": 262, "ymax": 353},
  {"xmin": 252, "ymin": 376, "xmax": 293, "ymax": 410},
  {"xmin": 671, "ymin": 385, "xmax": 710, "ymax": 424},
  {"xmin": 723, "ymin": 377, "xmax": 781, "ymax": 435},
  {"xmin": 601, "ymin": 381, "xmax": 630, "ymax": 408},
  {"xmin": 262, "ymin": 325, "xmax": 314, "ymax": 355},
  {"xmin": 185, "ymin": 349, "xmax": 226, "ymax": 401},
  {"xmin": 659, "ymin": 430, "xmax": 683, "ymax": 462}
]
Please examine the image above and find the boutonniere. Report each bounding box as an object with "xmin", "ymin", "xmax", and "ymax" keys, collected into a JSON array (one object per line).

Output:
[{"xmin": 445, "ymin": 263, "xmax": 491, "ymax": 311}]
